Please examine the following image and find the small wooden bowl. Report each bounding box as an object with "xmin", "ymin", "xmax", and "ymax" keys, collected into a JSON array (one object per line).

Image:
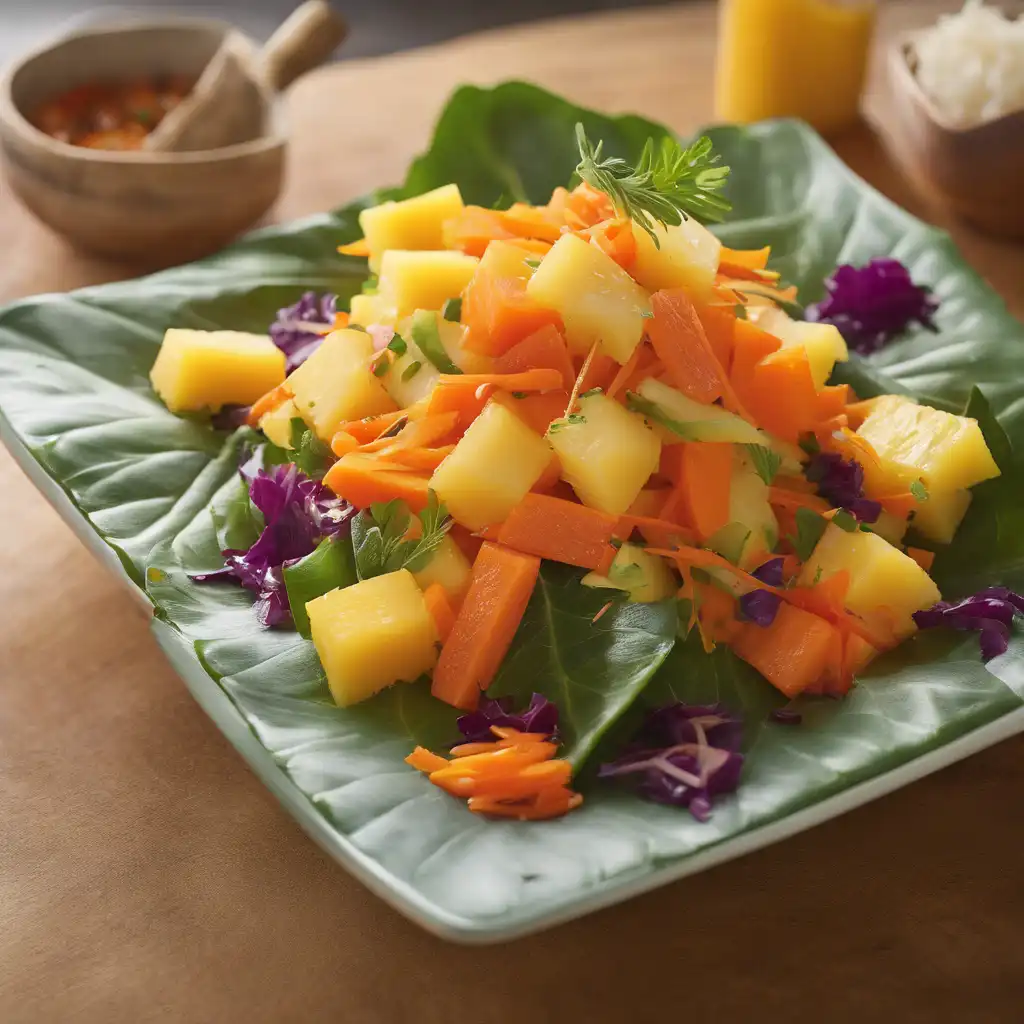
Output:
[
  {"xmin": 0, "ymin": 17, "xmax": 286, "ymax": 265},
  {"xmin": 883, "ymin": 34, "xmax": 1024, "ymax": 239}
]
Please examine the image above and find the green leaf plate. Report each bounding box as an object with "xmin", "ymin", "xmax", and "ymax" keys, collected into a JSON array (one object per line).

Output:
[{"xmin": 3, "ymin": 82, "xmax": 1024, "ymax": 943}]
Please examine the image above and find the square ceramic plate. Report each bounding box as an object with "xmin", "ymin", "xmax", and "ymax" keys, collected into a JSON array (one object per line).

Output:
[{"xmin": 3, "ymin": 84, "xmax": 1024, "ymax": 943}]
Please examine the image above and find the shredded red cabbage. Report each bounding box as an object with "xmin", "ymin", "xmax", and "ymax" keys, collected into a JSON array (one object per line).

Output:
[
  {"xmin": 913, "ymin": 587, "xmax": 1024, "ymax": 662},
  {"xmin": 738, "ymin": 557, "xmax": 784, "ymax": 627},
  {"xmin": 270, "ymin": 292, "xmax": 338, "ymax": 372},
  {"xmin": 806, "ymin": 258, "xmax": 938, "ymax": 355},
  {"xmin": 191, "ymin": 463, "xmax": 354, "ymax": 627},
  {"xmin": 805, "ymin": 451, "xmax": 881, "ymax": 523},
  {"xmin": 598, "ymin": 704, "xmax": 743, "ymax": 820},
  {"xmin": 455, "ymin": 693, "xmax": 559, "ymax": 745}
]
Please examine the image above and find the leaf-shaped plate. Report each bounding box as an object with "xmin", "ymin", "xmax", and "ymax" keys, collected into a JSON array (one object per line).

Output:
[{"xmin": 3, "ymin": 83, "xmax": 1024, "ymax": 942}]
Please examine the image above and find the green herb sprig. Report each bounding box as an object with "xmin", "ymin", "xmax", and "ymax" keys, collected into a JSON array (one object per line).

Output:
[{"xmin": 351, "ymin": 491, "xmax": 453, "ymax": 580}]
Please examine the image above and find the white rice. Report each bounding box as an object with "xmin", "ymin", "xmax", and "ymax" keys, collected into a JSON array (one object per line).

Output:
[{"xmin": 912, "ymin": 1, "xmax": 1024, "ymax": 127}]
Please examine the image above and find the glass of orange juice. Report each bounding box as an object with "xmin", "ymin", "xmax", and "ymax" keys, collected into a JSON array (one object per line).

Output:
[{"xmin": 714, "ymin": 0, "xmax": 878, "ymax": 135}]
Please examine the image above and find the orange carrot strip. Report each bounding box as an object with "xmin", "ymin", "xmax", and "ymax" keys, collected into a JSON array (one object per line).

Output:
[
  {"xmin": 530, "ymin": 454, "xmax": 563, "ymax": 493},
  {"xmin": 877, "ymin": 492, "xmax": 918, "ymax": 518},
  {"xmin": 605, "ymin": 343, "xmax": 644, "ymax": 401},
  {"xmin": 442, "ymin": 206, "xmax": 520, "ymax": 256},
  {"xmin": 385, "ymin": 412, "xmax": 460, "ymax": 450},
  {"xmin": 577, "ymin": 350, "xmax": 619, "ymax": 395},
  {"xmin": 736, "ymin": 346, "xmax": 821, "ymax": 443},
  {"xmin": 423, "ymin": 582, "xmax": 455, "ymax": 643},
  {"xmin": 565, "ymin": 341, "xmax": 600, "ymax": 416},
  {"xmin": 719, "ymin": 245, "xmax": 771, "ymax": 271},
  {"xmin": 499, "ymin": 203, "xmax": 565, "ymax": 242},
  {"xmin": 468, "ymin": 787, "xmax": 580, "ymax": 819},
  {"xmin": 441, "ymin": 369, "xmax": 564, "ymax": 394},
  {"xmin": 584, "ymin": 218, "xmax": 637, "ymax": 269},
  {"xmin": 769, "ymin": 487, "xmax": 831, "ymax": 514},
  {"xmin": 340, "ymin": 410, "xmax": 409, "ymax": 445},
  {"xmin": 494, "ymin": 324, "xmax": 576, "ymax": 391},
  {"xmin": 425, "ymin": 378, "xmax": 491, "ymax": 431},
  {"xmin": 330, "ymin": 431, "xmax": 359, "ymax": 457},
  {"xmin": 431, "ymin": 743, "xmax": 556, "ymax": 776},
  {"xmin": 697, "ymin": 306, "xmax": 737, "ymax": 373},
  {"xmin": 377, "ymin": 446, "xmax": 455, "ymax": 471},
  {"xmin": 816, "ymin": 383, "xmax": 851, "ymax": 420},
  {"xmin": 490, "ymin": 728, "xmax": 550, "ymax": 743},
  {"xmin": 907, "ymin": 547, "xmax": 936, "ymax": 571},
  {"xmin": 496, "ymin": 493, "xmax": 619, "ymax": 571},
  {"xmin": 246, "ymin": 383, "xmax": 292, "ymax": 426},
  {"xmin": 323, "ymin": 455, "xmax": 430, "ymax": 512},
  {"xmin": 406, "ymin": 747, "xmax": 449, "ymax": 773},
  {"xmin": 502, "ymin": 391, "xmax": 571, "ymax": 437},
  {"xmin": 668, "ymin": 442, "xmax": 734, "ymax": 540},
  {"xmin": 464, "ymin": 761, "xmax": 573, "ymax": 798},
  {"xmin": 449, "ymin": 741, "xmax": 502, "ymax": 757},
  {"xmin": 450, "ymin": 525, "xmax": 483, "ymax": 564},
  {"xmin": 431, "ymin": 542, "xmax": 541, "ymax": 710},
  {"xmin": 647, "ymin": 289, "xmax": 725, "ymax": 404},
  {"xmin": 732, "ymin": 603, "xmax": 844, "ymax": 698},
  {"xmin": 615, "ymin": 513, "xmax": 696, "ymax": 549},
  {"xmin": 338, "ymin": 238, "xmax": 370, "ymax": 257}
]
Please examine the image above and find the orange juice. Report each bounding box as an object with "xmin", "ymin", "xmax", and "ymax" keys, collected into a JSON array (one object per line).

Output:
[{"xmin": 714, "ymin": 0, "xmax": 877, "ymax": 135}]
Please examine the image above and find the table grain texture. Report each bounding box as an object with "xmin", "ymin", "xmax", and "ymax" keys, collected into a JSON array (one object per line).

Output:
[{"xmin": 2, "ymin": 2, "xmax": 1023, "ymax": 1021}]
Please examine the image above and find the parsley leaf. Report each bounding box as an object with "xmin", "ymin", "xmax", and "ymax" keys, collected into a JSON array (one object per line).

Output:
[
  {"xmin": 788, "ymin": 507, "xmax": 829, "ymax": 561},
  {"xmin": 910, "ymin": 479, "xmax": 929, "ymax": 502},
  {"xmin": 831, "ymin": 509, "xmax": 859, "ymax": 533},
  {"xmin": 442, "ymin": 298, "xmax": 462, "ymax": 322},
  {"xmin": 743, "ymin": 443, "xmax": 782, "ymax": 485},
  {"xmin": 287, "ymin": 418, "xmax": 332, "ymax": 478},
  {"xmin": 351, "ymin": 491, "xmax": 453, "ymax": 580}
]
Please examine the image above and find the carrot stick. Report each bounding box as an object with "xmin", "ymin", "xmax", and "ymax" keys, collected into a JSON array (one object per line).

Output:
[
  {"xmin": 323, "ymin": 455, "xmax": 431, "ymax": 511},
  {"xmin": 565, "ymin": 341, "xmax": 600, "ymax": 416},
  {"xmin": 697, "ymin": 306, "xmax": 737, "ymax": 372},
  {"xmin": 735, "ymin": 346, "xmax": 821, "ymax": 443},
  {"xmin": 338, "ymin": 238, "xmax": 371, "ymax": 257},
  {"xmin": 246, "ymin": 383, "xmax": 292, "ymax": 426},
  {"xmin": 377, "ymin": 446, "xmax": 455, "ymax": 471},
  {"xmin": 816, "ymin": 383, "xmax": 851, "ymax": 420},
  {"xmin": 667, "ymin": 442, "xmax": 734, "ymax": 540},
  {"xmin": 615, "ymin": 513, "xmax": 696, "ymax": 548},
  {"xmin": 339, "ymin": 410, "xmax": 409, "ymax": 445},
  {"xmin": 384, "ymin": 412, "xmax": 459, "ymax": 450},
  {"xmin": 605, "ymin": 343, "xmax": 644, "ymax": 401},
  {"xmin": 494, "ymin": 324, "xmax": 576, "ymax": 391},
  {"xmin": 406, "ymin": 747, "xmax": 449, "ymax": 773},
  {"xmin": 907, "ymin": 547, "xmax": 936, "ymax": 571},
  {"xmin": 501, "ymin": 391, "xmax": 571, "ymax": 437},
  {"xmin": 431, "ymin": 542, "xmax": 540, "ymax": 709},
  {"xmin": 495, "ymin": 493, "xmax": 619, "ymax": 570},
  {"xmin": 423, "ymin": 583, "xmax": 456, "ymax": 643},
  {"xmin": 442, "ymin": 206, "xmax": 519, "ymax": 256},
  {"xmin": 440, "ymin": 369, "xmax": 564, "ymax": 393},
  {"xmin": 769, "ymin": 487, "xmax": 831, "ymax": 514},
  {"xmin": 329, "ymin": 431, "xmax": 358, "ymax": 457},
  {"xmin": 719, "ymin": 245, "xmax": 771, "ymax": 271}
]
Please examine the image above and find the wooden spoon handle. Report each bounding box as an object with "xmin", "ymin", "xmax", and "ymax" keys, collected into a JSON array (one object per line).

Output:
[{"xmin": 258, "ymin": 1, "xmax": 348, "ymax": 93}]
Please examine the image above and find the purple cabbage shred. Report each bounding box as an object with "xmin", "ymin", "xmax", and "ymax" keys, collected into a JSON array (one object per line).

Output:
[
  {"xmin": 270, "ymin": 291, "xmax": 338, "ymax": 372},
  {"xmin": 598, "ymin": 703, "xmax": 743, "ymax": 821},
  {"xmin": 805, "ymin": 451, "xmax": 881, "ymax": 523},
  {"xmin": 806, "ymin": 258, "xmax": 939, "ymax": 355},
  {"xmin": 191, "ymin": 462, "xmax": 354, "ymax": 628},
  {"xmin": 455, "ymin": 693, "xmax": 559, "ymax": 745},
  {"xmin": 738, "ymin": 557, "xmax": 784, "ymax": 627},
  {"xmin": 913, "ymin": 587, "xmax": 1024, "ymax": 662}
]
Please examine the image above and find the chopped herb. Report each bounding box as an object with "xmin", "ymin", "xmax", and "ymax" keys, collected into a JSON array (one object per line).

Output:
[
  {"xmin": 788, "ymin": 507, "xmax": 829, "ymax": 561},
  {"xmin": 510, "ymin": 391, "xmax": 527, "ymax": 399},
  {"xmin": 574, "ymin": 123, "xmax": 731, "ymax": 247},
  {"xmin": 287, "ymin": 418, "xmax": 333, "ymax": 479},
  {"xmin": 548, "ymin": 420, "xmax": 567, "ymax": 434},
  {"xmin": 352, "ymin": 490, "xmax": 453, "ymax": 580},
  {"xmin": 442, "ymin": 298, "xmax": 462, "ymax": 322},
  {"xmin": 372, "ymin": 354, "xmax": 390, "ymax": 377},
  {"xmin": 380, "ymin": 416, "xmax": 408, "ymax": 439},
  {"xmin": 401, "ymin": 360, "xmax": 423, "ymax": 382},
  {"xmin": 734, "ymin": 304, "xmax": 748, "ymax": 320},
  {"xmin": 610, "ymin": 537, "xmax": 623, "ymax": 549},
  {"xmin": 640, "ymin": 309, "xmax": 655, "ymax": 319},
  {"xmin": 625, "ymin": 391, "xmax": 700, "ymax": 440},
  {"xmin": 361, "ymin": 274, "xmax": 379, "ymax": 295},
  {"xmin": 387, "ymin": 334, "xmax": 407, "ymax": 356},
  {"xmin": 831, "ymin": 509, "xmax": 859, "ymax": 533},
  {"xmin": 743, "ymin": 443, "xmax": 783, "ymax": 485},
  {"xmin": 524, "ymin": 257, "xmax": 542, "ymax": 270},
  {"xmin": 410, "ymin": 309, "xmax": 462, "ymax": 374},
  {"xmin": 580, "ymin": 387, "xmax": 603, "ymax": 398},
  {"xmin": 566, "ymin": 413, "xmax": 587, "ymax": 425},
  {"xmin": 910, "ymin": 479, "xmax": 929, "ymax": 502},
  {"xmin": 799, "ymin": 434, "xmax": 821, "ymax": 457},
  {"xmin": 813, "ymin": 566, "xmax": 824, "ymax": 586}
]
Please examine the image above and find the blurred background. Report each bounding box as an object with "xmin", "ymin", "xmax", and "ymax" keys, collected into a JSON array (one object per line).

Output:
[{"xmin": 0, "ymin": 0, "xmax": 679, "ymax": 64}]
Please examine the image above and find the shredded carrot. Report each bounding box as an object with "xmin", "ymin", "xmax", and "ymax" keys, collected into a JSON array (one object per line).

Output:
[
  {"xmin": 769, "ymin": 487, "xmax": 831, "ymax": 514},
  {"xmin": 665, "ymin": 442, "xmax": 734, "ymax": 540},
  {"xmin": 323, "ymin": 455, "xmax": 430, "ymax": 512},
  {"xmin": 907, "ymin": 547, "xmax": 936, "ymax": 571},
  {"xmin": 441, "ymin": 206, "xmax": 519, "ymax": 256},
  {"xmin": 605, "ymin": 343, "xmax": 644, "ymax": 401},
  {"xmin": 719, "ymin": 245, "xmax": 771, "ymax": 271},
  {"xmin": 376, "ymin": 445, "xmax": 454, "ymax": 471},
  {"xmin": 443, "ymin": 369, "xmax": 564, "ymax": 394},
  {"xmin": 499, "ymin": 202, "xmax": 566, "ymax": 243},
  {"xmin": 338, "ymin": 238, "xmax": 371, "ymax": 257},
  {"xmin": 696, "ymin": 306, "xmax": 737, "ymax": 372},
  {"xmin": 423, "ymin": 582, "xmax": 456, "ymax": 643},
  {"xmin": 494, "ymin": 324, "xmax": 576, "ymax": 391},
  {"xmin": 405, "ymin": 747, "xmax": 449, "ymax": 773},
  {"xmin": 565, "ymin": 340, "xmax": 600, "ymax": 417},
  {"xmin": 330, "ymin": 431, "xmax": 359, "ymax": 457},
  {"xmin": 501, "ymin": 390, "xmax": 571, "ymax": 437},
  {"xmin": 339, "ymin": 410, "xmax": 409, "ymax": 445},
  {"xmin": 816, "ymin": 384, "xmax": 851, "ymax": 420},
  {"xmin": 496, "ymin": 493, "xmax": 619, "ymax": 571},
  {"xmin": 246, "ymin": 383, "xmax": 292, "ymax": 426},
  {"xmin": 382, "ymin": 411, "xmax": 459, "ymax": 450},
  {"xmin": 333, "ymin": 311, "xmax": 350, "ymax": 329},
  {"xmin": 561, "ymin": 181, "xmax": 616, "ymax": 229},
  {"xmin": 582, "ymin": 218, "xmax": 637, "ymax": 269},
  {"xmin": 615, "ymin": 513, "xmax": 695, "ymax": 549},
  {"xmin": 577, "ymin": 350, "xmax": 619, "ymax": 394}
]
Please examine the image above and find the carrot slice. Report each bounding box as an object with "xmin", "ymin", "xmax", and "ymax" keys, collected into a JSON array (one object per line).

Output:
[
  {"xmin": 330, "ymin": 431, "xmax": 359, "ymax": 457},
  {"xmin": 816, "ymin": 383, "xmax": 851, "ymax": 420},
  {"xmin": 323, "ymin": 455, "xmax": 431, "ymax": 511},
  {"xmin": 406, "ymin": 747, "xmax": 449, "ymax": 773},
  {"xmin": 431, "ymin": 542, "xmax": 540, "ymax": 710},
  {"xmin": 338, "ymin": 238, "xmax": 371, "ymax": 257},
  {"xmin": 501, "ymin": 390, "xmax": 571, "ymax": 437},
  {"xmin": 423, "ymin": 583, "xmax": 456, "ymax": 643},
  {"xmin": 377, "ymin": 446, "xmax": 455, "ymax": 471},
  {"xmin": 530, "ymin": 454, "xmax": 563, "ymax": 494},
  {"xmin": 666, "ymin": 442, "xmax": 734, "ymax": 540},
  {"xmin": 907, "ymin": 547, "xmax": 936, "ymax": 571},
  {"xmin": 499, "ymin": 203, "xmax": 565, "ymax": 243},
  {"xmin": 719, "ymin": 245, "xmax": 771, "ymax": 271},
  {"xmin": 340, "ymin": 410, "xmax": 409, "ymax": 445},
  {"xmin": 442, "ymin": 206, "xmax": 519, "ymax": 256},
  {"xmin": 768, "ymin": 487, "xmax": 831, "ymax": 514},
  {"xmin": 384, "ymin": 412, "xmax": 459, "ymax": 450},
  {"xmin": 584, "ymin": 218, "xmax": 637, "ymax": 269},
  {"xmin": 647, "ymin": 289, "xmax": 725, "ymax": 405},
  {"xmin": 496, "ymin": 493, "xmax": 619, "ymax": 570},
  {"xmin": 605, "ymin": 343, "xmax": 644, "ymax": 401},
  {"xmin": 615, "ymin": 513, "xmax": 695, "ymax": 549},
  {"xmin": 450, "ymin": 525, "xmax": 483, "ymax": 564},
  {"xmin": 495, "ymin": 324, "xmax": 576, "ymax": 391},
  {"xmin": 732, "ymin": 603, "xmax": 844, "ymax": 698},
  {"xmin": 441, "ymin": 369, "xmax": 564, "ymax": 394},
  {"xmin": 735, "ymin": 346, "xmax": 821, "ymax": 443},
  {"xmin": 247, "ymin": 383, "xmax": 292, "ymax": 426},
  {"xmin": 697, "ymin": 306, "xmax": 737, "ymax": 372}
]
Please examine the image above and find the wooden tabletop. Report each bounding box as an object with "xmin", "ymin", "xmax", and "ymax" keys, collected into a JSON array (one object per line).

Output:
[{"xmin": 2, "ymin": 2, "xmax": 1022, "ymax": 1021}]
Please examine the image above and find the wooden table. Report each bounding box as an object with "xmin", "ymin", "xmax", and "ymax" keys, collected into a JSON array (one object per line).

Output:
[{"xmin": 3, "ymin": 2, "xmax": 1022, "ymax": 1020}]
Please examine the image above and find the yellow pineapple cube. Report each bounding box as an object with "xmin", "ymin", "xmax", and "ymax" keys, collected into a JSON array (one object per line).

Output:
[
  {"xmin": 376, "ymin": 250, "xmax": 479, "ymax": 322},
  {"xmin": 629, "ymin": 216, "xmax": 721, "ymax": 302},
  {"xmin": 582, "ymin": 542, "xmax": 677, "ymax": 602},
  {"xmin": 359, "ymin": 184, "xmax": 465, "ymax": 270},
  {"xmin": 430, "ymin": 401, "xmax": 552, "ymax": 529},
  {"xmin": 286, "ymin": 329, "xmax": 396, "ymax": 442},
  {"xmin": 307, "ymin": 569, "xmax": 439, "ymax": 707},
  {"xmin": 259, "ymin": 397, "xmax": 300, "ymax": 449},
  {"xmin": 753, "ymin": 307, "xmax": 849, "ymax": 389},
  {"xmin": 150, "ymin": 329, "xmax": 285, "ymax": 413},
  {"xmin": 870, "ymin": 510, "xmax": 909, "ymax": 547},
  {"xmin": 912, "ymin": 488, "xmax": 972, "ymax": 544},
  {"xmin": 725, "ymin": 448, "xmax": 778, "ymax": 569},
  {"xmin": 526, "ymin": 233, "xmax": 651, "ymax": 363},
  {"xmin": 798, "ymin": 523, "xmax": 941, "ymax": 639},
  {"xmin": 412, "ymin": 535, "xmax": 472, "ymax": 605},
  {"xmin": 546, "ymin": 393, "xmax": 661, "ymax": 515},
  {"xmin": 636, "ymin": 376, "xmax": 764, "ymax": 445},
  {"xmin": 857, "ymin": 395, "xmax": 1000, "ymax": 494},
  {"xmin": 349, "ymin": 293, "xmax": 391, "ymax": 328}
]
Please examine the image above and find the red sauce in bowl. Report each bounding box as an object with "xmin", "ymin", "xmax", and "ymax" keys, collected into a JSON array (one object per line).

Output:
[{"xmin": 30, "ymin": 76, "xmax": 195, "ymax": 150}]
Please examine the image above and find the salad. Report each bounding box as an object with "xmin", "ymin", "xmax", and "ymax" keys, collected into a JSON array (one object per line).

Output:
[{"xmin": 148, "ymin": 125, "xmax": 1014, "ymax": 822}]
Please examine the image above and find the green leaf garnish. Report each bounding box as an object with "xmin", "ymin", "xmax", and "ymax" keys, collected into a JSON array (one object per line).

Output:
[
  {"xmin": 574, "ymin": 122, "xmax": 731, "ymax": 246},
  {"xmin": 910, "ymin": 479, "xmax": 929, "ymax": 502},
  {"xmin": 410, "ymin": 309, "xmax": 462, "ymax": 375},
  {"xmin": 351, "ymin": 490, "xmax": 453, "ymax": 580},
  {"xmin": 743, "ymin": 443, "xmax": 782, "ymax": 485},
  {"xmin": 524, "ymin": 257, "xmax": 541, "ymax": 269},
  {"xmin": 442, "ymin": 298, "xmax": 462, "ymax": 322},
  {"xmin": 287, "ymin": 418, "xmax": 333, "ymax": 478},
  {"xmin": 387, "ymin": 334, "xmax": 407, "ymax": 356},
  {"xmin": 788, "ymin": 507, "xmax": 829, "ymax": 561},
  {"xmin": 831, "ymin": 509, "xmax": 859, "ymax": 533},
  {"xmin": 401, "ymin": 360, "xmax": 423, "ymax": 382}
]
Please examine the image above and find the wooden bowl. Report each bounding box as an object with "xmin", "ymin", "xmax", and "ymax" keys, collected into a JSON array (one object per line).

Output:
[
  {"xmin": 883, "ymin": 34, "xmax": 1024, "ymax": 239},
  {"xmin": 0, "ymin": 17, "xmax": 286, "ymax": 265}
]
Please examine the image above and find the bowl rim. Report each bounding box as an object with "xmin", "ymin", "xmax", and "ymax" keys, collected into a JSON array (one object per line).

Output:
[
  {"xmin": 890, "ymin": 32, "xmax": 1024, "ymax": 138},
  {"xmin": 0, "ymin": 13, "xmax": 287, "ymax": 165}
]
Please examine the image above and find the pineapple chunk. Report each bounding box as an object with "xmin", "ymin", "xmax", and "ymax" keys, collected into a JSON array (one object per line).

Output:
[
  {"xmin": 753, "ymin": 307, "xmax": 849, "ymax": 389},
  {"xmin": 376, "ymin": 250, "xmax": 479, "ymax": 322},
  {"xmin": 526, "ymin": 233, "xmax": 651, "ymax": 363},
  {"xmin": 259, "ymin": 397, "xmax": 300, "ymax": 449},
  {"xmin": 856, "ymin": 395, "xmax": 1000, "ymax": 494},
  {"xmin": 798, "ymin": 523, "xmax": 941, "ymax": 639},
  {"xmin": 581, "ymin": 542, "xmax": 677, "ymax": 602},
  {"xmin": 150, "ymin": 329, "xmax": 285, "ymax": 413},
  {"xmin": 546, "ymin": 393, "xmax": 661, "ymax": 515},
  {"xmin": 725, "ymin": 448, "xmax": 778, "ymax": 569},
  {"xmin": 349, "ymin": 293, "xmax": 390, "ymax": 328},
  {"xmin": 286, "ymin": 329, "xmax": 396, "ymax": 442},
  {"xmin": 359, "ymin": 184, "xmax": 464, "ymax": 270},
  {"xmin": 430, "ymin": 401, "xmax": 552, "ymax": 529},
  {"xmin": 912, "ymin": 488, "xmax": 972, "ymax": 544},
  {"xmin": 412, "ymin": 535, "xmax": 472, "ymax": 605},
  {"xmin": 307, "ymin": 569, "xmax": 439, "ymax": 707},
  {"xmin": 636, "ymin": 376, "xmax": 764, "ymax": 445},
  {"xmin": 630, "ymin": 217, "xmax": 721, "ymax": 301},
  {"xmin": 870, "ymin": 509, "xmax": 909, "ymax": 547},
  {"xmin": 477, "ymin": 238, "xmax": 538, "ymax": 280},
  {"xmin": 381, "ymin": 321, "xmax": 441, "ymax": 408}
]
